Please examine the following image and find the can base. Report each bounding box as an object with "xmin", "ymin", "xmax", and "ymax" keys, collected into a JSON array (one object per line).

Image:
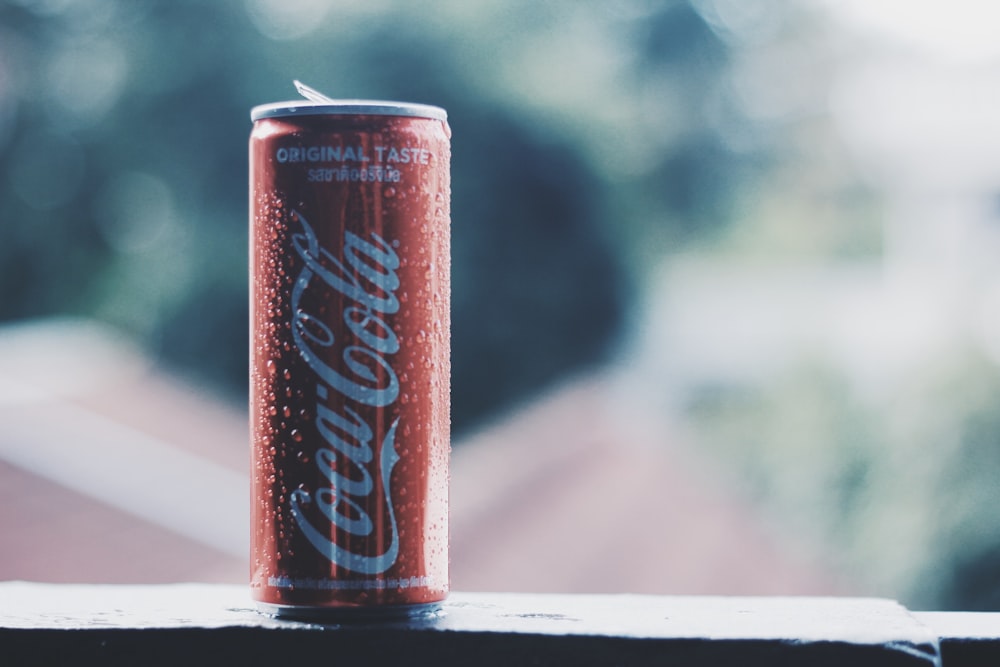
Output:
[{"xmin": 256, "ymin": 600, "xmax": 445, "ymax": 624}]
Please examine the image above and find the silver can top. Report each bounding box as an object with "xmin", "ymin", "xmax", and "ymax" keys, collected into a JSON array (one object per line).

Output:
[{"xmin": 251, "ymin": 100, "xmax": 447, "ymax": 123}]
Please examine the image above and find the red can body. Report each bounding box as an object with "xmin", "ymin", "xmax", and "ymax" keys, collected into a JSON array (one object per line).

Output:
[{"xmin": 249, "ymin": 100, "xmax": 450, "ymax": 618}]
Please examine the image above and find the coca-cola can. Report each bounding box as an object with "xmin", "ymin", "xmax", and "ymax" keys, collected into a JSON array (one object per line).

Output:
[{"xmin": 249, "ymin": 97, "xmax": 450, "ymax": 618}]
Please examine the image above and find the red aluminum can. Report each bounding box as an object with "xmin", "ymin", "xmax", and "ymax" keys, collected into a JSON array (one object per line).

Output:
[{"xmin": 249, "ymin": 97, "xmax": 450, "ymax": 619}]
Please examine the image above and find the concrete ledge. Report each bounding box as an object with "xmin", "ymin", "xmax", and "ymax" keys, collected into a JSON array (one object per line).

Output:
[
  {"xmin": 917, "ymin": 612, "xmax": 1000, "ymax": 667},
  {"xmin": 0, "ymin": 582, "xmax": 946, "ymax": 666}
]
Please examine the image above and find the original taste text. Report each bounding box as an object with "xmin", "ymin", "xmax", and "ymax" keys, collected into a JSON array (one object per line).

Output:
[{"xmin": 276, "ymin": 145, "xmax": 431, "ymax": 165}]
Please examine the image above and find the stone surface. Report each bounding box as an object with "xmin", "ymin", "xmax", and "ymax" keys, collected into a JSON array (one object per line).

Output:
[
  {"xmin": 917, "ymin": 612, "xmax": 1000, "ymax": 667},
  {"xmin": 0, "ymin": 583, "xmax": 942, "ymax": 666}
]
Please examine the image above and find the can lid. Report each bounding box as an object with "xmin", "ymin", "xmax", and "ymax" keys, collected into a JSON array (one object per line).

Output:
[{"xmin": 250, "ymin": 100, "xmax": 448, "ymax": 122}]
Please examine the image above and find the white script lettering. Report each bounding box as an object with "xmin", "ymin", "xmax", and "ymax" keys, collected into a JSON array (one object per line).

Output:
[{"xmin": 287, "ymin": 209, "xmax": 402, "ymax": 575}]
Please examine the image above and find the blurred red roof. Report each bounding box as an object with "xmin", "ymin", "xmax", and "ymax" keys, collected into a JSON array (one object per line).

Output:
[{"xmin": 0, "ymin": 319, "xmax": 846, "ymax": 596}]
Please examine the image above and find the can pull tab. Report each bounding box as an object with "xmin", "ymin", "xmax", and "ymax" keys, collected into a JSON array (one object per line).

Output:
[{"xmin": 294, "ymin": 80, "xmax": 335, "ymax": 103}]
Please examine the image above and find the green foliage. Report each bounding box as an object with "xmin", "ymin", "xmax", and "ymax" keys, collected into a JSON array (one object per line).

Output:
[
  {"xmin": 0, "ymin": 0, "xmax": 739, "ymax": 432},
  {"xmin": 686, "ymin": 349, "xmax": 1000, "ymax": 610}
]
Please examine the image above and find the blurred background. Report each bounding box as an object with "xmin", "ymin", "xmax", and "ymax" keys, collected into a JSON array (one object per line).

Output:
[{"xmin": 2, "ymin": 0, "xmax": 1000, "ymax": 611}]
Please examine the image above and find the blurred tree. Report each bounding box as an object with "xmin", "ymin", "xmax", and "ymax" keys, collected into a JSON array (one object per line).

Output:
[{"xmin": 0, "ymin": 0, "xmax": 735, "ymax": 435}]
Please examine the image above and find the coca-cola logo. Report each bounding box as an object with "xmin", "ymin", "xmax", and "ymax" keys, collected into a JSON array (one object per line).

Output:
[{"xmin": 285, "ymin": 210, "xmax": 402, "ymax": 575}]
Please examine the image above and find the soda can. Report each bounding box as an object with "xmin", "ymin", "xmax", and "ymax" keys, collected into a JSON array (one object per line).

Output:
[{"xmin": 249, "ymin": 95, "xmax": 450, "ymax": 619}]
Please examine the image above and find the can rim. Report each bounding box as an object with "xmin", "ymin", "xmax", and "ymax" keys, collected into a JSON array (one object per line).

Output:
[{"xmin": 251, "ymin": 100, "xmax": 447, "ymax": 122}]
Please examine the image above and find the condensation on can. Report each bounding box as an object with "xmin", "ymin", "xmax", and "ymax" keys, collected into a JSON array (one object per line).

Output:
[{"xmin": 248, "ymin": 99, "xmax": 450, "ymax": 619}]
